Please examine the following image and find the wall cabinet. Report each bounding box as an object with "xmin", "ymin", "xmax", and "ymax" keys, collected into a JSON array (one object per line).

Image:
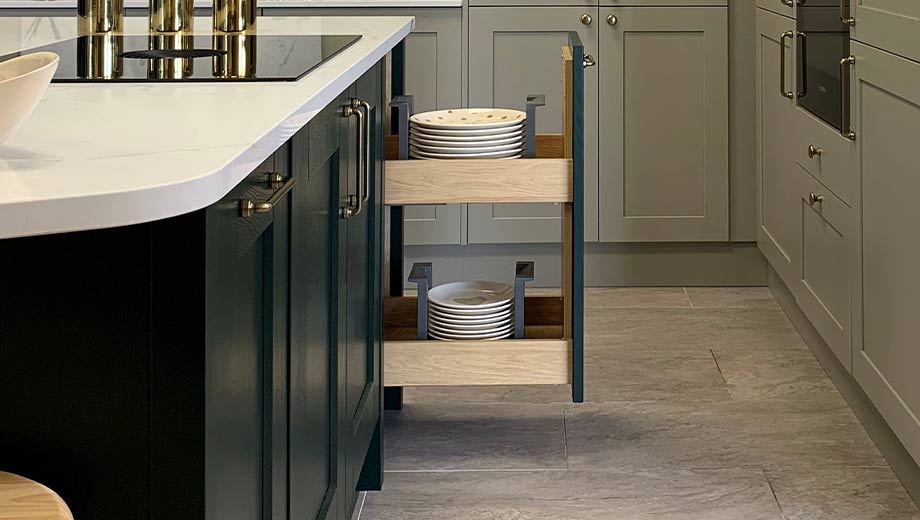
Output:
[
  {"xmin": 264, "ymin": 7, "xmax": 464, "ymax": 247},
  {"xmin": 598, "ymin": 6, "xmax": 728, "ymax": 242},
  {"xmin": 0, "ymin": 64, "xmax": 386, "ymax": 520},
  {"xmin": 468, "ymin": 6, "xmax": 599, "ymax": 244},
  {"xmin": 852, "ymin": 1, "xmax": 920, "ymax": 64},
  {"xmin": 756, "ymin": 8, "xmax": 800, "ymax": 284},
  {"xmin": 852, "ymin": 40, "xmax": 920, "ymax": 466}
]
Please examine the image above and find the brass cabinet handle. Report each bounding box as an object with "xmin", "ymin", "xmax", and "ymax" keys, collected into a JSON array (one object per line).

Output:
[
  {"xmin": 606, "ymin": 14, "xmax": 617, "ymax": 26},
  {"xmin": 356, "ymin": 99, "xmax": 372, "ymax": 204},
  {"xmin": 580, "ymin": 13, "xmax": 592, "ymax": 25},
  {"xmin": 781, "ymin": 0, "xmax": 794, "ymax": 6},
  {"xmin": 240, "ymin": 173, "xmax": 296, "ymax": 218},
  {"xmin": 341, "ymin": 100, "xmax": 365, "ymax": 218},
  {"xmin": 808, "ymin": 192, "xmax": 825, "ymax": 206},
  {"xmin": 808, "ymin": 144, "xmax": 823, "ymax": 158},
  {"xmin": 840, "ymin": 56, "xmax": 856, "ymax": 140},
  {"xmin": 780, "ymin": 31, "xmax": 795, "ymax": 99},
  {"xmin": 840, "ymin": 0, "xmax": 856, "ymax": 26},
  {"xmin": 582, "ymin": 54, "xmax": 596, "ymax": 69}
]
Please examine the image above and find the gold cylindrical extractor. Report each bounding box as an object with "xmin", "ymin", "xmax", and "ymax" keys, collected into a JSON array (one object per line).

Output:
[{"xmin": 77, "ymin": 0, "xmax": 124, "ymax": 34}]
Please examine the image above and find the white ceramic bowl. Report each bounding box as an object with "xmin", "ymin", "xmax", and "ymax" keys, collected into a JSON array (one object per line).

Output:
[{"xmin": 0, "ymin": 52, "xmax": 59, "ymax": 144}]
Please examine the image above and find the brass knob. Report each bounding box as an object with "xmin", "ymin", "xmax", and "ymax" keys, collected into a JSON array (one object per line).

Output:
[
  {"xmin": 808, "ymin": 144, "xmax": 823, "ymax": 158},
  {"xmin": 808, "ymin": 192, "xmax": 825, "ymax": 206},
  {"xmin": 606, "ymin": 14, "xmax": 618, "ymax": 26},
  {"xmin": 581, "ymin": 13, "xmax": 592, "ymax": 25}
]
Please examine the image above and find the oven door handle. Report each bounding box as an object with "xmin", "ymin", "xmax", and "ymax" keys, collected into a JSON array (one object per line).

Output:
[
  {"xmin": 796, "ymin": 31, "xmax": 807, "ymax": 98},
  {"xmin": 780, "ymin": 31, "xmax": 795, "ymax": 99},
  {"xmin": 840, "ymin": 55, "xmax": 856, "ymax": 140}
]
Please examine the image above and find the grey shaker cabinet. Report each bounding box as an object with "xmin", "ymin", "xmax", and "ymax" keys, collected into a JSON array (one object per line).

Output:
[
  {"xmin": 263, "ymin": 7, "xmax": 464, "ymax": 246},
  {"xmin": 852, "ymin": 41, "xmax": 920, "ymax": 465},
  {"xmin": 467, "ymin": 6, "xmax": 599, "ymax": 244},
  {"xmin": 792, "ymin": 171, "xmax": 855, "ymax": 371},
  {"xmin": 852, "ymin": 1, "xmax": 920, "ymax": 64},
  {"xmin": 755, "ymin": 0, "xmax": 794, "ymax": 19},
  {"xmin": 598, "ymin": 7, "xmax": 728, "ymax": 242},
  {"xmin": 756, "ymin": 9, "xmax": 800, "ymax": 286}
]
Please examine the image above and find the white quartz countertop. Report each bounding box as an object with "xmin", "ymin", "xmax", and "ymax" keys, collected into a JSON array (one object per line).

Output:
[
  {"xmin": 0, "ymin": 15, "xmax": 413, "ymax": 239},
  {"xmin": 0, "ymin": 0, "xmax": 462, "ymax": 9}
]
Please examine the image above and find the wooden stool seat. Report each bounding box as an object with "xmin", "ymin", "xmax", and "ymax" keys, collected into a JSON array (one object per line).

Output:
[{"xmin": 0, "ymin": 472, "xmax": 73, "ymax": 520}]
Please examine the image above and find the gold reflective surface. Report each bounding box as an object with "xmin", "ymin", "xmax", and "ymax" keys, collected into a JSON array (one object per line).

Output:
[
  {"xmin": 212, "ymin": 33, "xmax": 256, "ymax": 79},
  {"xmin": 77, "ymin": 32, "xmax": 123, "ymax": 79},
  {"xmin": 77, "ymin": 0, "xmax": 124, "ymax": 33},
  {"xmin": 148, "ymin": 0, "xmax": 195, "ymax": 33}
]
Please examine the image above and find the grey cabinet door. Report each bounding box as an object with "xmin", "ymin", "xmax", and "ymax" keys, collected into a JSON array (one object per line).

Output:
[
  {"xmin": 853, "ymin": 0, "xmax": 920, "ymax": 63},
  {"xmin": 467, "ymin": 6, "xmax": 599, "ymax": 244},
  {"xmin": 793, "ymin": 172, "xmax": 855, "ymax": 371},
  {"xmin": 599, "ymin": 7, "xmax": 728, "ymax": 242},
  {"xmin": 263, "ymin": 7, "xmax": 464, "ymax": 246},
  {"xmin": 756, "ymin": 9, "xmax": 801, "ymax": 285},
  {"xmin": 852, "ymin": 41, "xmax": 920, "ymax": 466},
  {"xmin": 755, "ymin": 0, "xmax": 795, "ymax": 19}
]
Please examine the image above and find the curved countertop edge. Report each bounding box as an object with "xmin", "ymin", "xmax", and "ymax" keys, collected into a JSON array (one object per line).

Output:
[{"xmin": 0, "ymin": 16, "xmax": 413, "ymax": 239}]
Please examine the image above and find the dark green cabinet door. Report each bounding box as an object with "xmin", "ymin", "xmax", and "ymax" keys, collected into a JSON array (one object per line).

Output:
[
  {"xmin": 204, "ymin": 150, "xmax": 291, "ymax": 520},
  {"xmin": 289, "ymin": 94, "xmax": 348, "ymax": 520},
  {"xmin": 339, "ymin": 64, "xmax": 384, "ymax": 515}
]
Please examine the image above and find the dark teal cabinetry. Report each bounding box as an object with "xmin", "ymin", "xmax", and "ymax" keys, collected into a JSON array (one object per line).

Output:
[{"xmin": 0, "ymin": 62, "xmax": 385, "ymax": 520}]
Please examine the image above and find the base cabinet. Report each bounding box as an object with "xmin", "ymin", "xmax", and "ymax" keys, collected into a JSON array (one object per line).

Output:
[
  {"xmin": 599, "ymin": 6, "xmax": 728, "ymax": 242},
  {"xmin": 852, "ymin": 41, "xmax": 920, "ymax": 466},
  {"xmin": 468, "ymin": 6, "xmax": 599, "ymax": 244},
  {"xmin": 0, "ymin": 64, "xmax": 385, "ymax": 520}
]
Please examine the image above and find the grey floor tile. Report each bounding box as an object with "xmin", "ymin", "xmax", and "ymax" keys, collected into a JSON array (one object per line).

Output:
[
  {"xmin": 403, "ymin": 385, "xmax": 572, "ymax": 405},
  {"xmin": 384, "ymin": 403, "xmax": 566, "ymax": 471},
  {"xmin": 363, "ymin": 469, "xmax": 783, "ymax": 520},
  {"xmin": 564, "ymin": 400, "xmax": 884, "ymax": 471},
  {"xmin": 767, "ymin": 465, "xmax": 920, "ymax": 520},
  {"xmin": 585, "ymin": 349, "xmax": 730, "ymax": 403},
  {"xmin": 585, "ymin": 308, "xmax": 807, "ymax": 351},
  {"xmin": 685, "ymin": 287, "xmax": 780, "ymax": 309},
  {"xmin": 585, "ymin": 288, "xmax": 691, "ymax": 309},
  {"xmin": 712, "ymin": 348, "xmax": 840, "ymax": 402}
]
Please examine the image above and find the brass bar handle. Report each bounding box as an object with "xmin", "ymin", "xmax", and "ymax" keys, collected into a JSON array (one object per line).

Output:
[
  {"xmin": 841, "ymin": 0, "xmax": 856, "ymax": 26},
  {"xmin": 341, "ymin": 101, "xmax": 364, "ymax": 218},
  {"xmin": 840, "ymin": 56, "xmax": 856, "ymax": 140},
  {"xmin": 780, "ymin": 31, "xmax": 795, "ymax": 99},
  {"xmin": 357, "ymin": 99, "xmax": 372, "ymax": 204},
  {"xmin": 240, "ymin": 173, "xmax": 296, "ymax": 218}
]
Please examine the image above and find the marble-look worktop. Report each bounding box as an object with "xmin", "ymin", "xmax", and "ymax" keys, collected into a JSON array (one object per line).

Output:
[
  {"xmin": 0, "ymin": 15, "xmax": 413, "ymax": 239},
  {"xmin": 0, "ymin": 0, "xmax": 461, "ymax": 9}
]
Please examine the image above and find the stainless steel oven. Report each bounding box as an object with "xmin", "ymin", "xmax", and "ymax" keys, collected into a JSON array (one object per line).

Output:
[{"xmin": 796, "ymin": 0, "xmax": 854, "ymax": 135}]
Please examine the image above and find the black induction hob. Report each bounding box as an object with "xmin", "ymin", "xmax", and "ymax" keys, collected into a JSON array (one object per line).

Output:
[{"xmin": 3, "ymin": 34, "xmax": 361, "ymax": 82}]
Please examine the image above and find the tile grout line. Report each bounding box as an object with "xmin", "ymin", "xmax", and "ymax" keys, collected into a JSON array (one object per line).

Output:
[
  {"xmin": 562, "ymin": 404, "xmax": 570, "ymax": 471},
  {"xmin": 683, "ymin": 287, "xmax": 693, "ymax": 308},
  {"xmin": 352, "ymin": 491, "xmax": 367, "ymax": 520},
  {"xmin": 764, "ymin": 470, "xmax": 789, "ymax": 520}
]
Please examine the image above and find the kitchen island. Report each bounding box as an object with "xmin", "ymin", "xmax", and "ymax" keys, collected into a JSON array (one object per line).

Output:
[{"xmin": 0, "ymin": 15, "xmax": 412, "ymax": 520}]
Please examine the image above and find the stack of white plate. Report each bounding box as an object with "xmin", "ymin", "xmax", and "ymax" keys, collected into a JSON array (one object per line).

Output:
[
  {"xmin": 427, "ymin": 281, "xmax": 515, "ymax": 340},
  {"xmin": 409, "ymin": 108, "xmax": 526, "ymax": 160}
]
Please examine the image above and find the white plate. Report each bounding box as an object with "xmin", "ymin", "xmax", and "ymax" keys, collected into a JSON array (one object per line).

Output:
[
  {"xmin": 428, "ymin": 301, "xmax": 514, "ymax": 317},
  {"xmin": 428, "ymin": 319, "xmax": 514, "ymax": 334},
  {"xmin": 429, "ymin": 309, "xmax": 514, "ymax": 325},
  {"xmin": 410, "ymin": 108, "xmax": 526, "ymax": 130},
  {"xmin": 428, "ymin": 326, "xmax": 515, "ymax": 341},
  {"xmin": 410, "ymin": 122, "xmax": 524, "ymax": 137},
  {"xmin": 409, "ymin": 134, "xmax": 524, "ymax": 148},
  {"xmin": 411, "ymin": 128, "xmax": 524, "ymax": 143},
  {"xmin": 410, "ymin": 142, "xmax": 522, "ymax": 154},
  {"xmin": 409, "ymin": 148, "xmax": 522, "ymax": 160},
  {"xmin": 428, "ymin": 281, "xmax": 514, "ymax": 310}
]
